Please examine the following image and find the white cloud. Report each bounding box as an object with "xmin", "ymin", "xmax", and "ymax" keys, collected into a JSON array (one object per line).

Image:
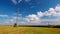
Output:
[
  {"xmin": 44, "ymin": 8, "xmax": 56, "ymax": 16},
  {"xmin": 26, "ymin": 14, "xmax": 39, "ymax": 21},
  {"xmin": 23, "ymin": 4, "xmax": 60, "ymax": 25},
  {"xmin": 44, "ymin": 11, "xmax": 51, "ymax": 16},
  {"xmin": 26, "ymin": 14, "xmax": 39, "ymax": 20},
  {"xmin": 11, "ymin": 0, "xmax": 17, "ymax": 4},
  {"xmin": 48, "ymin": 8, "xmax": 56, "ymax": 14},
  {"xmin": 11, "ymin": 0, "xmax": 22, "ymax": 4},
  {"xmin": 40, "ymin": 4, "xmax": 60, "ymax": 17},
  {"xmin": 0, "ymin": 14, "xmax": 8, "ymax": 17},
  {"xmin": 55, "ymin": 4, "xmax": 60, "ymax": 12},
  {"xmin": 37, "ymin": 11, "xmax": 44, "ymax": 17}
]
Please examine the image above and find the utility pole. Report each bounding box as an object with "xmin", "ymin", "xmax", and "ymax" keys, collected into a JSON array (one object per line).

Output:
[
  {"xmin": 12, "ymin": 0, "xmax": 22, "ymax": 27},
  {"xmin": 14, "ymin": 2, "xmax": 20, "ymax": 27}
]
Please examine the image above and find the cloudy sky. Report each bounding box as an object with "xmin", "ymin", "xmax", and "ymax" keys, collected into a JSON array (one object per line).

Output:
[{"xmin": 0, "ymin": 0, "xmax": 60, "ymax": 25}]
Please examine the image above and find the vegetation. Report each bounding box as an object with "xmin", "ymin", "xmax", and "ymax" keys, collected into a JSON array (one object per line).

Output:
[
  {"xmin": 0, "ymin": 26, "xmax": 60, "ymax": 34},
  {"xmin": 13, "ymin": 23, "xmax": 17, "ymax": 27}
]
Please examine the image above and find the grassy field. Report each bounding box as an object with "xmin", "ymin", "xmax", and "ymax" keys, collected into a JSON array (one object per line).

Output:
[{"xmin": 0, "ymin": 26, "xmax": 60, "ymax": 34}]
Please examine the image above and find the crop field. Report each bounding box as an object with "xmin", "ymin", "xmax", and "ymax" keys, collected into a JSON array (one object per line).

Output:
[{"xmin": 0, "ymin": 26, "xmax": 60, "ymax": 34}]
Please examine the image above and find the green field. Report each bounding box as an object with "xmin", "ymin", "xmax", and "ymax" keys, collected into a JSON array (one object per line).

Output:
[{"xmin": 0, "ymin": 26, "xmax": 60, "ymax": 34}]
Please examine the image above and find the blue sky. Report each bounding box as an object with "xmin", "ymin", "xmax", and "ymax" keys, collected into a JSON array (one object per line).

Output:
[
  {"xmin": 0, "ymin": 0, "xmax": 60, "ymax": 25},
  {"xmin": 0, "ymin": 0, "xmax": 60, "ymax": 16}
]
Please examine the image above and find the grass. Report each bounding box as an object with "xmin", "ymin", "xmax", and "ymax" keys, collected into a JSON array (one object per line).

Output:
[{"xmin": 0, "ymin": 26, "xmax": 60, "ymax": 34}]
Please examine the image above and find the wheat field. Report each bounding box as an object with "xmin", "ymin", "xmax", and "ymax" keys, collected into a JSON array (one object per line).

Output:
[{"xmin": 0, "ymin": 26, "xmax": 60, "ymax": 34}]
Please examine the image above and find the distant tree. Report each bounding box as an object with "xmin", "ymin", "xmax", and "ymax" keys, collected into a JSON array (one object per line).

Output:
[{"xmin": 13, "ymin": 23, "xmax": 17, "ymax": 27}]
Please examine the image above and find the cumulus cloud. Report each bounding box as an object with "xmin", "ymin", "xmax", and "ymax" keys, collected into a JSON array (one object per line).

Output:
[
  {"xmin": 25, "ymin": 14, "xmax": 40, "ymax": 23},
  {"xmin": 37, "ymin": 11, "xmax": 44, "ymax": 17},
  {"xmin": 11, "ymin": 0, "xmax": 22, "ymax": 4},
  {"xmin": 39, "ymin": 5, "xmax": 60, "ymax": 17},
  {"xmin": 22, "ymin": 4, "xmax": 60, "ymax": 25},
  {"xmin": 55, "ymin": 4, "xmax": 60, "ymax": 12}
]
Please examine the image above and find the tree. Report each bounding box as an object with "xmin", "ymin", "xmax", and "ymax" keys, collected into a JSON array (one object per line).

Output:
[{"xmin": 13, "ymin": 23, "xmax": 17, "ymax": 27}]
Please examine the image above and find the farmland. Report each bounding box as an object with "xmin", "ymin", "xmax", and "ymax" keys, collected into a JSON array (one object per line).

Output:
[{"xmin": 0, "ymin": 26, "xmax": 60, "ymax": 34}]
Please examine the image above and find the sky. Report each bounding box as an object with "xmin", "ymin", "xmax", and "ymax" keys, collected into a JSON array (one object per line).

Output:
[{"xmin": 0, "ymin": 0, "xmax": 60, "ymax": 25}]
